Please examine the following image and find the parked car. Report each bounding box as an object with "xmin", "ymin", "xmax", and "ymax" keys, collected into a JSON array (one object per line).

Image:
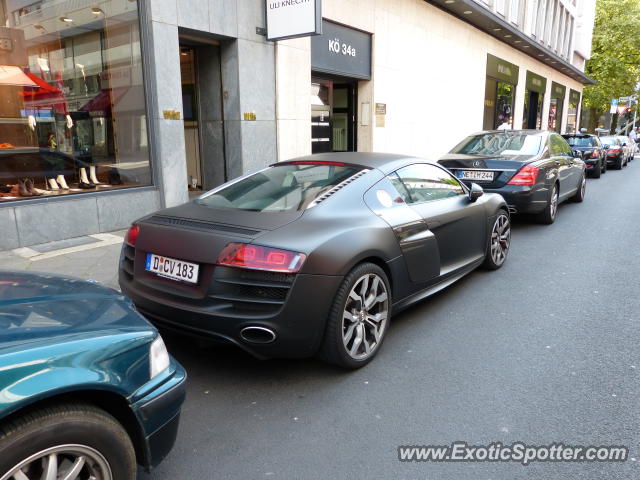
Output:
[
  {"xmin": 562, "ymin": 133, "xmax": 606, "ymax": 178},
  {"xmin": 438, "ymin": 130, "xmax": 586, "ymax": 224},
  {"xmin": 599, "ymin": 136, "xmax": 627, "ymax": 169},
  {"xmin": 616, "ymin": 135, "xmax": 635, "ymax": 163},
  {"xmin": 0, "ymin": 271, "xmax": 187, "ymax": 479},
  {"xmin": 119, "ymin": 153, "xmax": 510, "ymax": 369}
]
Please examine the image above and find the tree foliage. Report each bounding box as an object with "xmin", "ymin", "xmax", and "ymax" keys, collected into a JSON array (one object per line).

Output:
[{"xmin": 582, "ymin": 0, "xmax": 640, "ymax": 112}]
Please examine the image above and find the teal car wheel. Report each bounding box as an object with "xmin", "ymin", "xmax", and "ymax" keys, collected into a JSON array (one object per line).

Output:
[{"xmin": 0, "ymin": 404, "xmax": 136, "ymax": 480}]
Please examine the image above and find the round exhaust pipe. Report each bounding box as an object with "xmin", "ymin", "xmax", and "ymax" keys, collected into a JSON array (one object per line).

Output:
[{"xmin": 240, "ymin": 326, "xmax": 277, "ymax": 344}]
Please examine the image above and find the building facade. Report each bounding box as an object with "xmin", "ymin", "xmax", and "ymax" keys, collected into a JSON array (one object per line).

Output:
[{"xmin": 0, "ymin": 0, "xmax": 595, "ymax": 249}]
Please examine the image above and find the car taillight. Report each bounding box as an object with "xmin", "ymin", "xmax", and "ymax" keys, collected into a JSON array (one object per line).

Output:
[
  {"xmin": 591, "ymin": 150, "xmax": 599, "ymax": 158},
  {"xmin": 217, "ymin": 243, "xmax": 306, "ymax": 273},
  {"xmin": 507, "ymin": 164, "xmax": 539, "ymax": 186},
  {"xmin": 125, "ymin": 224, "xmax": 140, "ymax": 246},
  {"xmin": 609, "ymin": 148, "xmax": 621, "ymax": 153}
]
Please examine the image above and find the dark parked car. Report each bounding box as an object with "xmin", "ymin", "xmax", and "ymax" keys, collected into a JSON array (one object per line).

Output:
[
  {"xmin": 599, "ymin": 136, "xmax": 627, "ymax": 170},
  {"xmin": 562, "ymin": 133, "xmax": 606, "ymax": 178},
  {"xmin": 0, "ymin": 271, "xmax": 186, "ymax": 479},
  {"xmin": 119, "ymin": 153, "xmax": 510, "ymax": 368},
  {"xmin": 438, "ymin": 130, "xmax": 586, "ymax": 224}
]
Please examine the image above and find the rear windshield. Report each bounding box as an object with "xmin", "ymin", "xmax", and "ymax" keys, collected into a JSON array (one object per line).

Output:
[
  {"xmin": 197, "ymin": 163, "xmax": 366, "ymax": 212},
  {"xmin": 599, "ymin": 136, "xmax": 618, "ymax": 145},
  {"xmin": 565, "ymin": 136, "xmax": 596, "ymax": 147},
  {"xmin": 450, "ymin": 132, "xmax": 543, "ymax": 157}
]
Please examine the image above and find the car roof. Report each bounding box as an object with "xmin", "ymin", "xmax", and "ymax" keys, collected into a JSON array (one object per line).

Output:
[{"xmin": 279, "ymin": 152, "xmax": 436, "ymax": 173}]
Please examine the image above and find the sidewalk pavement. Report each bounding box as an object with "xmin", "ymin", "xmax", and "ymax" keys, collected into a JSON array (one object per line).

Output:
[{"xmin": 0, "ymin": 230, "xmax": 126, "ymax": 290}]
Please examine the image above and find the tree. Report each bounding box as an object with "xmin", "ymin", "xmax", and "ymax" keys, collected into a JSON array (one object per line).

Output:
[{"xmin": 582, "ymin": 0, "xmax": 640, "ymax": 131}]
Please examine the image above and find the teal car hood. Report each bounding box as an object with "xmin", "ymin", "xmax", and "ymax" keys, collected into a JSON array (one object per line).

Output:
[
  {"xmin": 0, "ymin": 271, "xmax": 155, "ymax": 347},
  {"xmin": 0, "ymin": 271, "xmax": 163, "ymax": 416}
]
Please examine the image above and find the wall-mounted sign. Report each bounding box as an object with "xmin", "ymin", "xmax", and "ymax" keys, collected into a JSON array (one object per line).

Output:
[
  {"xmin": 0, "ymin": 27, "xmax": 27, "ymax": 67},
  {"xmin": 551, "ymin": 81, "xmax": 566, "ymax": 99},
  {"xmin": 375, "ymin": 103, "xmax": 386, "ymax": 115},
  {"xmin": 266, "ymin": 0, "xmax": 322, "ymax": 41},
  {"xmin": 311, "ymin": 20, "xmax": 372, "ymax": 79},
  {"xmin": 525, "ymin": 70, "xmax": 547, "ymax": 93},
  {"xmin": 243, "ymin": 112, "xmax": 257, "ymax": 121},
  {"xmin": 486, "ymin": 54, "xmax": 519, "ymax": 85},
  {"xmin": 163, "ymin": 110, "xmax": 181, "ymax": 120}
]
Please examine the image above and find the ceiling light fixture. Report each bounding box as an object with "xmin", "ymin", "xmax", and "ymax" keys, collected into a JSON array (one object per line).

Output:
[
  {"xmin": 91, "ymin": 7, "xmax": 104, "ymax": 14},
  {"xmin": 445, "ymin": 0, "xmax": 455, "ymax": 3},
  {"xmin": 463, "ymin": 10, "xmax": 472, "ymax": 14},
  {"xmin": 504, "ymin": 34, "xmax": 512, "ymax": 38},
  {"xmin": 59, "ymin": 16, "xmax": 73, "ymax": 23},
  {"xmin": 492, "ymin": 28, "xmax": 501, "ymax": 31}
]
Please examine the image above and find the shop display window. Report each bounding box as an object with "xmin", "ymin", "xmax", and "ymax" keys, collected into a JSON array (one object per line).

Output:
[{"xmin": 0, "ymin": 0, "xmax": 151, "ymax": 202}]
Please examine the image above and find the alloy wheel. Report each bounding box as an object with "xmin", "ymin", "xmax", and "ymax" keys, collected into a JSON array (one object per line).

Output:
[
  {"xmin": 550, "ymin": 186, "xmax": 558, "ymax": 220},
  {"xmin": 342, "ymin": 273, "xmax": 389, "ymax": 361},
  {"xmin": 1, "ymin": 445, "xmax": 112, "ymax": 480},
  {"xmin": 490, "ymin": 214, "xmax": 511, "ymax": 266}
]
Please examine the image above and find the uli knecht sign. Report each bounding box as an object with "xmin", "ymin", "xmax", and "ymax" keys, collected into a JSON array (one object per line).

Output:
[{"xmin": 266, "ymin": 0, "xmax": 322, "ymax": 41}]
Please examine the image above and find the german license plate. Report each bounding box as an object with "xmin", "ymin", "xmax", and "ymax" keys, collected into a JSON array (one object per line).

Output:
[
  {"xmin": 458, "ymin": 170, "xmax": 494, "ymax": 181},
  {"xmin": 145, "ymin": 253, "xmax": 199, "ymax": 284}
]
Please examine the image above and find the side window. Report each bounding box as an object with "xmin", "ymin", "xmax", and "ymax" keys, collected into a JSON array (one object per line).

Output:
[
  {"xmin": 560, "ymin": 136, "xmax": 573, "ymax": 156},
  {"xmin": 549, "ymin": 134, "xmax": 566, "ymax": 156},
  {"xmin": 387, "ymin": 172, "xmax": 412, "ymax": 203},
  {"xmin": 394, "ymin": 164, "xmax": 465, "ymax": 204}
]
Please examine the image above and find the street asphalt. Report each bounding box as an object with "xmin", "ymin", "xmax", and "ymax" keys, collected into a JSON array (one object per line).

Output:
[{"xmin": 2, "ymin": 158, "xmax": 639, "ymax": 479}]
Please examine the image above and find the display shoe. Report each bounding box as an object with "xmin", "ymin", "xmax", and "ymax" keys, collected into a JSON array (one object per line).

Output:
[
  {"xmin": 48, "ymin": 178, "xmax": 60, "ymax": 190},
  {"xmin": 56, "ymin": 175, "xmax": 69, "ymax": 189},
  {"xmin": 18, "ymin": 179, "xmax": 32, "ymax": 197},
  {"xmin": 89, "ymin": 166, "xmax": 100, "ymax": 185},
  {"xmin": 24, "ymin": 179, "xmax": 42, "ymax": 196},
  {"xmin": 0, "ymin": 185, "xmax": 11, "ymax": 193},
  {"xmin": 78, "ymin": 181, "xmax": 96, "ymax": 189}
]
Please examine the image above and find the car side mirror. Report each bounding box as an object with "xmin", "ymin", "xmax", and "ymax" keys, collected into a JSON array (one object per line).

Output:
[{"xmin": 468, "ymin": 183, "xmax": 484, "ymax": 202}]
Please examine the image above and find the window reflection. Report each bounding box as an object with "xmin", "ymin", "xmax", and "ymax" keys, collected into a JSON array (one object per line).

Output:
[{"xmin": 0, "ymin": 0, "xmax": 150, "ymax": 202}]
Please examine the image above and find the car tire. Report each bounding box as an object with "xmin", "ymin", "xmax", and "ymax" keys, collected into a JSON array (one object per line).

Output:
[
  {"xmin": 535, "ymin": 184, "xmax": 559, "ymax": 225},
  {"xmin": 591, "ymin": 161, "xmax": 601, "ymax": 178},
  {"xmin": 318, "ymin": 262, "xmax": 391, "ymax": 369},
  {"xmin": 571, "ymin": 174, "xmax": 586, "ymax": 203},
  {"xmin": 0, "ymin": 403, "xmax": 136, "ymax": 480},
  {"xmin": 601, "ymin": 159, "xmax": 607, "ymax": 174},
  {"xmin": 616, "ymin": 156, "xmax": 624, "ymax": 169},
  {"xmin": 482, "ymin": 210, "xmax": 510, "ymax": 270}
]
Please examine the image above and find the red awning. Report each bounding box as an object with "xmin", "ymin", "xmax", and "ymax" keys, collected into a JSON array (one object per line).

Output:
[{"xmin": 80, "ymin": 87, "xmax": 129, "ymax": 116}]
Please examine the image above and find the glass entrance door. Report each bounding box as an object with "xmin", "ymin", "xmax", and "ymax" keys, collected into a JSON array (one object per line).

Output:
[
  {"xmin": 311, "ymin": 77, "xmax": 356, "ymax": 153},
  {"xmin": 180, "ymin": 46, "xmax": 201, "ymax": 191}
]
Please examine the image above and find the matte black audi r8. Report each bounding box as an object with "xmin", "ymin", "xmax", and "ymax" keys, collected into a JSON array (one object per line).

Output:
[
  {"xmin": 438, "ymin": 130, "xmax": 586, "ymax": 224},
  {"xmin": 119, "ymin": 153, "xmax": 510, "ymax": 368}
]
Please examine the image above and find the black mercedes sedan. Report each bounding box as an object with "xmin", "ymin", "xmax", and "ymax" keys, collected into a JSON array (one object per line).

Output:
[
  {"xmin": 562, "ymin": 133, "xmax": 606, "ymax": 177},
  {"xmin": 438, "ymin": 130, "xmax": 586, "ymax": 224},
  {"xmin": 119, "ymin": 153, "xmax": 509, "ymax": 368}
]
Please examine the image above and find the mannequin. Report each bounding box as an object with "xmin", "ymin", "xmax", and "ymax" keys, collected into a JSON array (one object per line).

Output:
[
  {"xmin": 89, "ymin": 166, "xmax": 99, "ymax": 184},
  {"xmin": 48, "ymin": 178, "xmax": 59, "ymax": 190}
]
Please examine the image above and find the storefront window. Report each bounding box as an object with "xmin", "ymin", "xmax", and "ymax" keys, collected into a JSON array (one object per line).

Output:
[
  {"xmin": 483, "ymin": 55, "xmax": 519, "ymax": 131},
  {"xmin": 566, "ymin": 89, "xmax": 581, "ymax": 133},
  {"xmin": 548, "ymin": 82, "xmax": 566, "ymax": 133},
  {"xmin": 0, "ymin": 0, "xmax": 150, "ymax": 202}
]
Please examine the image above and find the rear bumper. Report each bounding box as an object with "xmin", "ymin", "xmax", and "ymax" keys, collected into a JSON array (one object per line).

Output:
[
  {"xmin": 120, "ymin": 268, "xmax": 343, "ymax": 359},
  {"xmin": 483, "ymin": 185, "xmax": 549, "ymax": 214},
  {"xmin": 606, "ymin": 153, "xmax": 622, "ymax": 164}
]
